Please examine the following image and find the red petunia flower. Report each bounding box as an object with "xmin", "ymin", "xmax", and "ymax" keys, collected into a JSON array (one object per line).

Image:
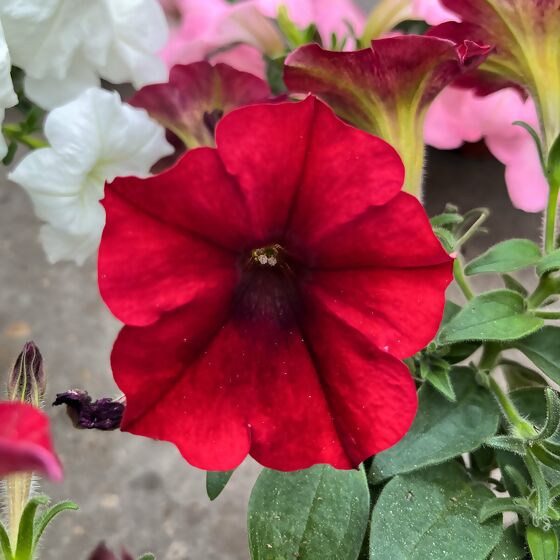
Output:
[
  {"xmin": 99, "ymin": 97, "xmax": 453, "ymax": 471},
  {"xmin": 0, "ymin": 401, "xmax": 62, "ymax": 480}
]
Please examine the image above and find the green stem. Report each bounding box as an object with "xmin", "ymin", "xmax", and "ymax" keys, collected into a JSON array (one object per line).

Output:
[
  {"xmin": 479, "ymin": 343, "xmax": 500, "ymax": 371},
  {"xmin": 533, "ymin": 310, "xmax": 560, "ymax": 319},
  {"xmin": 453, "ymin": 258, "xmax": 474, "ymax": 301},
  {"xmin": 488, "ymin": 375, "xmax": 536, "ymax": 437},
  {"xmin": 544, "ymin": 178, "xmax": 560, "ymax": 254},
  {"xmin": 528, "ymin": 274, "xmax": 560, "ymax": 308}
]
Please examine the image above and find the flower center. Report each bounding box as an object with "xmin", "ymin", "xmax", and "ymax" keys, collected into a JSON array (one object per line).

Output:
[
  {"xmin": 250, "ymin": 244, "xmax": 281, "ymax": 267},
  {"xmin": 234, "ymin": 244, "xmax": 302, "ymax": 326}
]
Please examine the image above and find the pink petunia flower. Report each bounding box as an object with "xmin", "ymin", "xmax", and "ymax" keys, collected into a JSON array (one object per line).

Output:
[
  {"xmin": 425, "ymin": 87, "xmax": 548, "ymax": 212},
  {"xmin": 159, "ymin": 0, "xmax": 365, "ymax": 78}
]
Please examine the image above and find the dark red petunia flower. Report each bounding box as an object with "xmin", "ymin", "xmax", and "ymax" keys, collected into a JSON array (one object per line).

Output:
[
  {"xmin": 0, "ymin": 401, "xmax": 62, "ymax": 480},
  {"xmin": 130, "ymin": 61, "xmax": 271, "ymax": 149},
  {"xmin": 99, "ymin": 97, "xmax": 453, "ymax": 471},
  {"xmin": 284, "ymin": 25, "xmax": 491, "ymax": 195}
]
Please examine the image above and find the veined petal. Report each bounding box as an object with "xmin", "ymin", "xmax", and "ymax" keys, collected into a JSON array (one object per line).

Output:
[
  {"xmin": 442, "ymin": 0, "xmax": 560, "ymax": 147},
  {"xmin": 131, "ymin": 62, "xmax": 270, "ymax": 148},
  {"xmin": 285, "ymin": 29, "xmax": 490, "ymax": 195},
  {"xmin": 10, "ymin": 88, "xmax": 172, "ymax": 265}
]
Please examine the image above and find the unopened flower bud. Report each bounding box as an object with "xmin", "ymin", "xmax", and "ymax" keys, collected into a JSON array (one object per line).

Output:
[
  {"xmin": 53, "ymin": 390, "xmax": 124, "ymax": 431},
  {"xmin": 8, "ymin": 341, "xmax": 46, "ymax": 407}
]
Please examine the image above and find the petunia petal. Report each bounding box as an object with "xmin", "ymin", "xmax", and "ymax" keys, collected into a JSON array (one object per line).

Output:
[
  {"xmin": 284, "ymin": 31, "xmax": 490, "ymax": 194},
  {"xmin": 100, "ymin": 157, "xmax": 242, "ymax": 326},
  {"xmin": 0, "ymin": 402, "xmax": 62, "ymax": 480},
  {"xmin": 215, "ymin": 97, "xmax": 317, "ymax": 242},
  {"xmin": 299, "ymin": 305, "xmax": 418, "ymax": 463},
  {"xmin": 131, "ymin": 62, "xmax": 271, "ymax": 148},
  {"xmin": 307, "ymin": 192, "xmax": 452, "ymax": 269},
  {"xmin": 114, "ymin": 293, "xmax": 416, "ymax": 470},
  {"xmin": 286, "ymin": 99, "xmax": 404, "ymax": 248},
  {"xmin": 307, "ymin": 265, "xmax": 451, "ymax": 360}
]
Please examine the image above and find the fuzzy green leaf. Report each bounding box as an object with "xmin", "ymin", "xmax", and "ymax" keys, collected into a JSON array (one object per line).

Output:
[
  {"xmin": 515, "ymin": 326, "xmax": 560, "ymax": 385},
  {"xmin": 15, "ymin": 496, "xmax": 49, "ymax": 560},
  {"xmin": 33, "ymin": 500, "xmax": 78, "ymax": 549},
  {"xmin": 369, "ymin": 369, "xmax": 499, "ymax": 483},
  {"xmin": 369, "ymin": 463, "xmax": 502, "ymax": 560},
  {"xmin": 248, "ymin": 465, "xmax": 369, "ymax": 560},
  {"xmin": 526, "ymin": 525, "xmax": 559, "ymax": 560},
  {"xmin": 489, "ymin": 526, "xmax": 527, "ymax": 560},
  {"xmin": 537, "ymin": 249, "xmax": 560, "ymax": 276},
  {"xmin": 0, "ymin": 521, "xmax": 13, "ymax": 560},
  {"xmin": 479, "ymin": 497, "xmax": 529, "ymax": 522},
  {"xmin": 465, "ymin": 239, "xmax": 541, "ymax": 275},
  {"xmin": 206, "ymin": 470, "xmax": 235, "ymax": 501},
  {"xmin": 437, "ymin": 290, "xmax": 543, "ymax": 344},
  {"xmin": 502, "ymin": 274, "xmax": 529, "ymax": 296}
]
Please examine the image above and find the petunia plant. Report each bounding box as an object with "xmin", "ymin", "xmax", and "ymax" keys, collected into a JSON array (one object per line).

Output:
[{"xmin": 6, "ymin": 0, "xmax": 560, "ymax": 559}]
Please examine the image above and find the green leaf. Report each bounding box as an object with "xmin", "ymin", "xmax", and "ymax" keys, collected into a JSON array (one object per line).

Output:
[
  {"xmin": 138, "ymin": 555, "xmax": 156, "ymax": 560},
  {"xmin": 479, "ymin": 497, "xmax": 529, "ymax": 522},
  {"xmin": 430, "ymin": 213, "xmax": 464, "ymax": 227},
  {"xmin": 516, "ymin": 326, "xmax": 560, "ymax": 385},
  {"xmin": 526, "ymin": 525, "xmax": 559, "ymax": 560},
  {"xmin": 501, "ymin": 359, "xmax": 546, "ymax": 390},
  {"xmin": 33, "ymin": 500, "xmax": 78, "ymax": 548},
  {"xmin": 548, "ymin": 131, "xmax": 560, "ymax": 186},
  {"xmin": 464, "ymin": 239, "xmax": 541, "ymax": 275},
  {"xmin": 369, "ymin": 463, "xmax": 502, "ymax": 560},
  {"xmin": 502, "ymin": 274, "xmax": 529, "ymax": 296},
  {"xmin": 433, "ymin": 227, "xmax": 456, "ymax": 252},
  {"xmin": 425, "ymin": 366, "xmax": 456, "ymax": 401},
  {"xmin": 489, "ymin": 526, "xmax": 527, "ymax": 560},
  {"xmin": 206, "ymin": 470, "xmax": 235, "ymax": 501},
  {"xmin": 437, "ymin": 290, "xmax": 544, "ymax": 344},
  {"xmin": 369, "ymin": 369, "xmax": 500, "ymax": 483},
  {"xmin": 0, "ymin": 521, "xmax": 13, "ymax": 560},
  {"xmin": 15, "ymin": 496, "xmax": 49, "ymax": 560},
  {"xmin": 248, "ymin": 465, "xmax": 370, "ymax": 560},
  {"xmin": 537, "ymin": 249, "xmax": 560, "ymax": 276},
  {"xmin": 514, "ymin": 120, "xmax": 546, "ymax": 172}
]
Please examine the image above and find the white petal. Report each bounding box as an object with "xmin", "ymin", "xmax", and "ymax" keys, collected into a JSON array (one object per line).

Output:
[
  {"xmin": 39, "ymin": 223, "xmax": 103, "ymax": 265},
  {"xmin": 101, "ymin": 0, "xmax": 169, "ymax": 87},
  {"xmin": 1, "ymin": 0, "xmax": 168, "ymax": 108},
  {"xmin": 0, "ymin": 19, "xmax": 17, "ymax": 159},
  {"xmin": 10, "ymin": 87, "xmax": 172, "ymax": 264},
  {"xmin": 24, "ymin": 56, "xmax": 100, "ymax": 109}
]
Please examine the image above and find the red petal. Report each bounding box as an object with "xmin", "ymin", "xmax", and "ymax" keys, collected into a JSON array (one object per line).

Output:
[
  {"xmin": 131, "ymin": 62, "xmax": 271, "ymax": 147},
  {"xmin": 286, "ymin": 99, "xmax": 404, "ymax": 247},
  {"xmin": 0, "ymin": 402, "xmax": 62, "ymax": 480},
  {"xmin": 99, "ymin": 148, "xmax": 247, "ymax": 326},
  {"xmin": 113, "ymin": 295, "xmax": 418, "ymax": 470},
  {"xmin": 299, "ymin": 307, "xmax": 418, "ymax": 461},
  {"xmin": 307, "ymin": 265, "xmax": 451, "ymax": 360},
  {"xmin": 215, "ymin": 97, "xmax": 317, "ymax": 243},
  {"xmin": 215, "ymin": 97, "xmax": 403, "ymax": 245},
  {"xmin": 308, "ymin": 192, "xmax": 452, "ymax": 269}
]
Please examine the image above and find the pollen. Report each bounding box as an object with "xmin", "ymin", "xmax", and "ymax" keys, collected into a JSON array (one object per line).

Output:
[{"xmin": 252, "ymin": 245, "xmax": 281, "ymax": 267}]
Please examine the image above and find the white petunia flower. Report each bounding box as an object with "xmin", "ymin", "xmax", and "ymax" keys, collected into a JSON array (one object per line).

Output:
[
  {"xmin": 0, "ymin": 0, "xmax": 169, "ymax": 109},
  {"xmin": 0, "ymin": 20, "xmax": 17, "ymax": 159},
  {"xmin": 9, "ymin": 88, "xmax": 173, "ymax": 265}
]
